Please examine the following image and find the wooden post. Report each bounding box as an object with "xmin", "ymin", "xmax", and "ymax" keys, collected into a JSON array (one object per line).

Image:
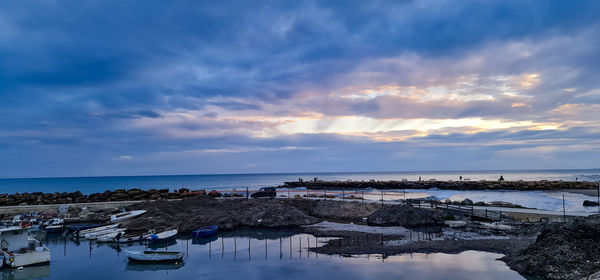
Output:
[
  {"xmin": 287, "ymin": 188, "xmax": 290, "ymax": 199},
  {"xmin": 409, "ymin": 231, "xmax": 412, "ymax": 242},
  {"xmin": 597, "ymin": 182, "xmax": 599, "ymax": 214},
  {"xmin": 279, "ymin": 237, "xmax": 282, "ymax": 259},
  {"xmin": 381, "ymin": 191, "xmax": 384, "ymax": 206},
  {"xmin": 222, "ymin": 237, "xmax": 224, "ymax": 259},
  {"xmin": 485, "ymin": 209, "xmax": 488, "ymax": 218},
  {"xmin": 234, "ymin": 237, "xmax": 237, "ymax": 259},
  {"xmin": 246, "ymin": 187, "xmax": 249, "ymax": 200},
  {"xmin": 209, "ymin": 240, "xmax": 212, "ymax": 258},
  {"xmin": 265, "ymin": 239, "xmax": 267, "ymax": 260},
  {"xmin": 343, "ymin": 189, "xmax": 345, "ymax": 202},
  {"xmin": 324, "ymin": 187, "xmax": 327, "ymax": 200},
  {"xmin": 248, "ymin": 237, "xmax": 250, "ymax": 260}
]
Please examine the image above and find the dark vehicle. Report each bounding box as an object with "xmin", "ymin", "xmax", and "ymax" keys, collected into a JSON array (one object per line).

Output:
[{"xmin": 251, "ymin": 187, "xmax": 277, "ymax": 198}]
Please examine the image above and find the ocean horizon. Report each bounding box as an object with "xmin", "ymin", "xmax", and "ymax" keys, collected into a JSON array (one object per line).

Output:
[{"xmin": 1, "ymin": 168, "xmax": 599, "ymax": 194}]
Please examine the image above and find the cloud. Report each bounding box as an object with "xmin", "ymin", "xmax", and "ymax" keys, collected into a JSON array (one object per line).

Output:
[{"xmin": 1, "ymin": 0, "xmax": 599, "ymax": 177}]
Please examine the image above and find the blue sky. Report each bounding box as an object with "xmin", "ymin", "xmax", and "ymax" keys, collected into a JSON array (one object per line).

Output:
[{"xmin": 1, "ymin": 0, "xmax": 599, "ymax": 177}]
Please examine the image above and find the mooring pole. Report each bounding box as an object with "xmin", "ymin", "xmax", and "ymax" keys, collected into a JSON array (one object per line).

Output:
[
  {"xmin": 234, "ymin": 237, "xmax": 237, "ymax": 259},
  {"xmin": 343, "ymin": 189, "xmax": 345, "ymax": 202},
  {"xmin": 361, "ymin": 189, "xmax": 364, "ymax": 204},
  {"xmin": 563, "ymin": 194, "xmax": 566, "ymax": 223},
  {"xmin": 288, "ymin": 188, "xmax": 290, "ymax": 199},
  {"xmin": 222, "ymin": 237, "xmax": 224, "ymax": 259},
  {"xmin": 381, "ymin": 191, "xmax": 384, "ymax": 206},
  {"xmin": 597, "ymin": 182, "xmax": 599, "ymax": 214},
  {"xmin": 246, "ymin": 187, "xmax": 249, "ymax": 200},
  {"xmin": 324, "ymin": 187, "xmax": 327, "ymax": 200}
]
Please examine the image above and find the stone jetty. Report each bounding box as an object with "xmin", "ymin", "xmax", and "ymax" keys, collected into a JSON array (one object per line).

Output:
[
  {"xmin": 281, "ymin": 180, "xmax": 598, "ymax": 191},
  {"xmin": 0, "ymin": 188, "xmax": 192, "ymax": 206}
]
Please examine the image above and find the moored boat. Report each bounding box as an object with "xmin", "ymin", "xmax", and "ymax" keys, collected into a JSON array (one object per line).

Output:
[
  {"xmin": 148, "ymin": 229, "xmax": 177, "ymax": 242},
  {"xmin": 79, "ymin": 224, "xmax": 119, "ymax": 235},
  {"xmin": 0, "ymin": 226, "xmax": 51, "ymax": 267},
  {"xmin": 44, "ymin": 225, "xmax": 63, "ymax": 234},
  {"xmin": 192, "ymin": 225, "xmax": 218, "ymax": 238},
  {"xmin": 98, "ymin": 231, "xmax": 153, "ymax": 243},
  {"xmin": 84, "ymin": 228, "xmax": 126, "ymax": 240},
  {"xmin": 110, "ymin": 210, "xmax": 146, "ymax": 223},
  {"xmin": 125, "ymin": 250, "xmax": 184, "ymax": 262},
  {"xmin": 67, "ymin": 224, "xmax": 101, "ymax": 232}
]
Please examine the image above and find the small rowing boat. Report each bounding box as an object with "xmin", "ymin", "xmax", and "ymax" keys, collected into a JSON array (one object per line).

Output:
[
  {"xmin": 79, "ymin": 224, "xmax": 120, "ymax": 235},
  {"xmin": 44, "ymin": 225, "xmax": 63, "ymax": 234},
  {"xmin": 192, "ymin": 225, "xmax": 218, "ymax": 238},
  {"xmin": 148, "ymin": 229, "xmax": 177, "ymax": 242},
  {"xmin": 97, "ymin": 231, "xmax": 153, "ymax": 243},
  {"xmin": 110, "ymin": 210, "xmax": 147, "ymax": 223},
  {"xmin": 85, "ymin": 228, "xmax": 126, "ymax": 240},
  {"xmin": 67, "ymin": 224, "xmax": 101, "ymax": 232},
  {"xmin": 125, "ymin": 250, "xmax": 184, "ymax": 262}
]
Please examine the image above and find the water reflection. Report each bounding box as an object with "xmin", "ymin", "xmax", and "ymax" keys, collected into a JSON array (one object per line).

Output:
[
  {"xmin": 15, "ymin": 230, "xmax": 524, "ymax": 280},
  {"xmin": 125, "ymin": 262, "xmax": 185, "ymax": 272},
  {"xmin": 1, "ymin": 265, "xmax": 50, "ymax": 280}
]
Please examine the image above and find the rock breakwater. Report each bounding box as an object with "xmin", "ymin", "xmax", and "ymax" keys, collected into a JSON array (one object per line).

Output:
[
  {"xmin": 0, "ymin": 188, "xmax": 192, "ymax": 206},
  {"xmin": 282, "ymin": 180, "xmax": 598, "ymax": 191}
]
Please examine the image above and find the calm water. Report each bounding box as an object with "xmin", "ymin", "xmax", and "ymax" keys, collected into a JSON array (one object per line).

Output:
[
  {"xmin": 0, "ymin": 169, "xmax": 598, "ymax": 194},
  {"xmin": 2, "ymin": 230, "xmax": 526, "ymax": 280}
]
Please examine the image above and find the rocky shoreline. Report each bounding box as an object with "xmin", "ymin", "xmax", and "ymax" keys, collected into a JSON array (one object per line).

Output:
[{"xmin": 282, "ymin": 180, "xmax": 598, "ymax": 191}]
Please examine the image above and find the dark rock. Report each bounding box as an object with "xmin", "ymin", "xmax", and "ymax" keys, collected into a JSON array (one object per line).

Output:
[
  {"xmin": 208, "ymin": 190, "xmax": 222, "ymax": 197},
  {"xmin": 367, "ymin": 205, "xmax": 444, "ymax": 228}
]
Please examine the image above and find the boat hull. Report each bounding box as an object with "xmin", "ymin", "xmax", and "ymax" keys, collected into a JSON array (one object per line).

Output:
[
  {"xmin": 3, "ymin": 251, "xmax": 51, "ymax": 268},
  {"xmin": 192, "ymin": 226, "xmax": 218, "ymax": 238}
]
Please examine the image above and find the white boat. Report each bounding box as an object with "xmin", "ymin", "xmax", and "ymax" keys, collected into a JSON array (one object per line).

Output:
[
  {"xmin": 85, "ymin": 228, "xmax": 126, "ymax": 240},
  {"xmin": 147, "ymin": 229, "xmax": 177, "ymax": 242},
  {"xmin": 125, "ymin": 250, "xmax": 184, "ymax": 262},
  {"xmin": 0, "ymin": 226, "xmax": 51, "ymax": 267},
  {"xmin": 110, "ymin": 210, "xmax": 147, "ymax": 223},
  {"xmin": 78, "ymin": 224, "xmax": 120, "ymax": 235},
  {"xmin": 98, "ymin": 231, "xmax": 153, "ymax": 243}
]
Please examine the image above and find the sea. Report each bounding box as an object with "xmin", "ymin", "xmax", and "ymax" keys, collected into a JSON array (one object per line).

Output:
[{"xmin": 0, "ymin": 169, "xmax": 598, "ymax": 194}]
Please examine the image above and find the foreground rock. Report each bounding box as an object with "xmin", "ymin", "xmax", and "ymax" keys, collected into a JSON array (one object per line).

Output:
[
  {"xmin": 122, "ymin": 196, "xmax": 319, "ymax": 232},
  {"xmin": 504, "ymin": 216, "xmax": 600, "ymax": 280},
  {"xmin": 367, "ymin": 205, "xmax": 444, "ymax": 228}
]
